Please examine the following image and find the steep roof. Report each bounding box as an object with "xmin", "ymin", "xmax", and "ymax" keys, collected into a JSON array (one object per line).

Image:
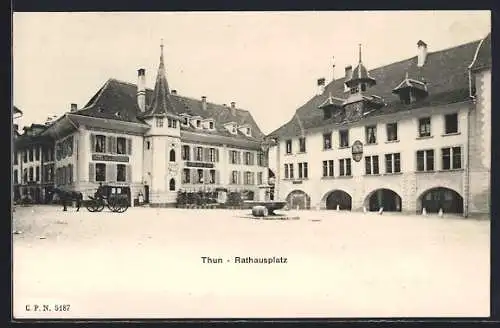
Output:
[
  {"xmin": 268, "ymin": 38, "xmax": 483, "ymax": 139},
  {"xmin": 74, "ymin": 79, "xmax": 265, "ymax": 141},
  {"xmin": 13, "ymin": 106, "xmax": 23, "ymax": 115},
  {"xmin": 470, "ymin": 33, "xmax": 491, "ymax": 72},
  {"xmin": 140, "ymin": 44, "xmax": 177, "ymax": 118}
]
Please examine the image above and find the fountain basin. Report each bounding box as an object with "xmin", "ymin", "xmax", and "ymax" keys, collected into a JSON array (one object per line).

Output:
[{"xmin": 244, "ymin": 201, "xmax": 287, "ymax": 215}]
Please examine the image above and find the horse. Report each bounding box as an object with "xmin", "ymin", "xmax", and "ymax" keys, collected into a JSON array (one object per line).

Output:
[{"xmin": 49, "ymin": 187, "xmax": 83, "ymax": 212}]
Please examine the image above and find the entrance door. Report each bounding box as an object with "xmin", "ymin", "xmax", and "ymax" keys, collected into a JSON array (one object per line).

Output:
[{"xmin": 144, "ymin": 185, "xmax": 150, "ymax": 203}]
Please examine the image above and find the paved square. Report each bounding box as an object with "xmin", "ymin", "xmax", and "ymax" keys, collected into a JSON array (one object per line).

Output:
[{"xmin": 13, "ymin": 205, "xmax": 489, "ymax": 318}]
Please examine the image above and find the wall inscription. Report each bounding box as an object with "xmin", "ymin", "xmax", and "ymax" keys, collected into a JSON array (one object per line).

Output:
[
  {"xmin": 186, "ymin": 161, "xmax": 214, "ymax": 169},
  {"xmin": 92, "ymin": 154, "xmax": 129, "ymax": 163}
]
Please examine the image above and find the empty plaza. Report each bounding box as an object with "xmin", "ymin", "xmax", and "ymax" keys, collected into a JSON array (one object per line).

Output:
[{"xmin": 13, "ymin": 206, "xmax": 489, "ymax": 318}]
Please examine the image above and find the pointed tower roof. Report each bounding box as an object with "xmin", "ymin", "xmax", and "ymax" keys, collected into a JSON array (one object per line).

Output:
[
  {"xmin": 345, "ymin": 44, "xmax": 376, "ymax": 88},
  {"xmin": 142, "ymin": 40, "xmax": 177, "ymax": 118}
]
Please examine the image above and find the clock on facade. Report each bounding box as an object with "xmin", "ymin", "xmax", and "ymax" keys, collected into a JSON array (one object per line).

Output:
[{"xmin": 351, "ymin": 140, "xmax": 363, "ymax": 162}]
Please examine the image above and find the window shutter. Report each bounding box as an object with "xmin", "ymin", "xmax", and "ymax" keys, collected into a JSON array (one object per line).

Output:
[
  {"xmin": 238, "ymin": 152, "xmax": 241, "ymax": 164},
  {"xmin": 191, "ymin": 169, "xmax": 197, "ymax": 184},
  {"xmin": 127, "ymin": 138, "xmax": 132, "ymax": 155},
  {"xmin": 215, "ymin": 170, "xmax": 220, "ymax": 184},
  {"xmin": 107, "ymin": 136, "xmax": 113, "ymax": 154},
  {"xmin": 90, "ymin": 134, "xmax": 95, "ymax": 153},
  {"xmin": 203, "ymin": 169, "xmax": 208, "ymax": 184},
  {"xmin": 109, "ymin": 136, "xmax": 115, "ymax": 154},
  {"xmin": 215, "ymin": 148, "xmax": 219, "ymax": 162},
  {"xmin": 126, "ymin": 165, "xmax": 132, "ymax": 182},
  {"xmin": 228, "ymin": 151, "xmax": 232, "ymax": 164},
  {"xmin": 238, "ymin": 171, "xmax": 242, "ymax": 185},
  {"xmin": 69, "ymin": 164, "xmax": 73, "ymax": 184},
  {"xmin": 106, "ymin": 164, "xmax": 115, "ymax": 183},
  {"xmin": 204, "ymin": 148, "xmax": 210, "ymax": 162}
]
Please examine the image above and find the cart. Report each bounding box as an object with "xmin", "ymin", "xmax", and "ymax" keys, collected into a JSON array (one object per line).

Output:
[{"xmin": 86, "ymin": 185, "xmax": 130, "ymax": 213}]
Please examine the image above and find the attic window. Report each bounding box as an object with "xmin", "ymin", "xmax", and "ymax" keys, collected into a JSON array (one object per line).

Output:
[
  {"xmin": 324, "ymin": 108, "xmax": 332, "ymax": 120},
  {"xmin": 232, "ymin": 126, "xmax": 237, "ymax": 134},
  {"xmin": 361, "ymin": 83, "xmax": 366, "ymax": 92},
  {"xmin": 246, "ymin": 127, "xmax": 251, "ymax": 136},
  {"xmin": 182, "ymin": 117, "xmax": 189, "ymax": 126},
  {"xmin": 209, "ymin": 121, "xmax": 214, "ymax": 130},
  {"xmin": 196, "ymin": 120, "xmax": 201, "ymax": 128}
]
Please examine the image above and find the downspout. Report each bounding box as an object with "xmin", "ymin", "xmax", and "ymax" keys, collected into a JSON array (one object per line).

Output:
[
  {"xmin": 275, "ymin": 137, "xmax": 281, "ymax": 201},
  {"xmin": 67, "ymin": 116, "xmax": 79, "ymax": 192}
]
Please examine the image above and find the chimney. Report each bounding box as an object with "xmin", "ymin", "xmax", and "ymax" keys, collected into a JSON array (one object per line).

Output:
[
  {"xmin": 137, "ymin": 68, "xmax": 146, "ymax": 112},
  {"xmin": 171, "ymin": 89, "xmax": 177, "ymax": 95},
  {"xmin": 230, "ymin": 102, "xmax": 236, "ymax": 116},
  {"xmin": 417, "ymin": 40, "xmax": 428, "ymax": 67},
  {"xmin": 317, "ymin": 78, "xmax": 326, "ymax": 95},
  {"xmin": 70, "ymin": 103, "xmax": 78, "ymax": 112},
  {"xmin": 201, "ymin": 96, "xmax": 207, "ymax": 110},
  {"xmin": 331, "ymin": 56, "xmax": 336, "ymax": 81}
]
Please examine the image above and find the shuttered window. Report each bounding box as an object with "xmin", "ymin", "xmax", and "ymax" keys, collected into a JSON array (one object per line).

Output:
[
  {"xmin": 95, "ymin": 163, "xmax": 106, "ymax": 182},
  {"xmin": 117, "ymin": 164, "xmax": 126, "ymax": 182}
]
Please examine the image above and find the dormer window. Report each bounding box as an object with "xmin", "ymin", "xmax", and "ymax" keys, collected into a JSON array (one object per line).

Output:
[
  {"xmin": 246, "ymin": 127, "xmax": 251, "ymax": 136},
  {"xmin": 156, "ymin": 117, "xmax": 164, "ymax": 128},
  {"xmin": 183, "ymin": 117, "xmax": 188, "ymax": 125},
  {"xmin": 360, "ymin": 83, "xmax": 366, "ymax": 92},
  {"xmin": 196, "ymin": 120, "xmax": 201, "ymax": 128},
  {"xmin": 232, "ymin": 126, "xmax": 236, "ymax": 134},
  {"xmin": 209, "ymin": 121, "xmax": 214, "ymax": 130},
  {"xmin": 392, "ymin": 75, "xmax": 428, "ymax": 105}
]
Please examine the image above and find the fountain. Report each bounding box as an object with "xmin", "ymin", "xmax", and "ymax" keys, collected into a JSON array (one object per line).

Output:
[{"xmin": 243, "ymin": 139, "xmax": 287, "ymax": 218}]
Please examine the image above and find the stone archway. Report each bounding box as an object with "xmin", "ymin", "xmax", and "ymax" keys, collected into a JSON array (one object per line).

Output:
[
  {"xmin": 285, "ymin": 190, "xmax": 311, "ymax": 210},
  {"xmin": 365, "ymin": 188, "xmax": 402, "ymax": 212},
  {"xmin": 323, "ymin": 190, "xmax": 352, "ymax": 210},
  {"xmin": 418, "ymin": 187, "xmax": 464, "ymax": 214}
]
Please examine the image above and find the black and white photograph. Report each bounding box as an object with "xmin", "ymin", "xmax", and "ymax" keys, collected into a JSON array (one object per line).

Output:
[{"xmin": 11, "ymin": 11, "xmax": 491, "ymax": 319}]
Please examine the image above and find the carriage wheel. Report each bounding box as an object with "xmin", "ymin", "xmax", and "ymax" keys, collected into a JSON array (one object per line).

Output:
[
  {"xmin": 115, "ymin": 199, "xmax": 129, "ymax": 213},
  {"xmin": 107, "ymin": 199, "xmax": 119, "ymax": 212},
  {"xmin": 86, "ymin": 200, "xmax": 99, "ymax": 212}
]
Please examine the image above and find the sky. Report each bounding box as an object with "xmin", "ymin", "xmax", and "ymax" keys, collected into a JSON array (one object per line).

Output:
[{"xmin": 12, "ymin": 11, "xmax": 491, "ymax": 135}]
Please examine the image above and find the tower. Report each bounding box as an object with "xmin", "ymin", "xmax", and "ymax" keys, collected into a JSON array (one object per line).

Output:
[{"xmin": 141, "ymin": 40, "xmax": 182, "ymax": 206}]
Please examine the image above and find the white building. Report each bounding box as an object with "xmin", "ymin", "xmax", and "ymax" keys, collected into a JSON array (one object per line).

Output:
[
  {"xmin": 37, "ymin": 43, "xmax": 268, "ymax": 206},
  {"xmin": 268, "ymin": 34, "xmax": 491, "ymax": 217}
]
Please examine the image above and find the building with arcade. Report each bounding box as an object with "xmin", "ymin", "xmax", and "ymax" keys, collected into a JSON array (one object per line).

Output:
[{"xmin": 267, "ymin": 33, "xmax": 491, "ymax": 217}]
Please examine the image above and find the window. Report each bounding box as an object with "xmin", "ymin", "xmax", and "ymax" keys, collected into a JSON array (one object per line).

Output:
[
  {"xmin": 244, "ymin": 152, "xmax": 251, "ymax": 165},
  {"xmin": 298, "ymin": 162, "xmax": 308, "ymax": 179},
  {"xmin": 366, "ymin": 125, "xmax": 377, "ymax": 144},
  {"xmin": 232, "ymin": 126, "xmax": 237, "ymax": 134},
  {"xmin": 284, "ymin": 163, "xmax": 294, "ymax": 179},
  {"xmin": 169, "ymin": 149, "xmax": 176, "ymax": 162},
  {"xmin": 257, "ymin": 172, "xmax": 263, "ymax": 185},
  {"xmin": 35, "ymin": 166, "xmax": 40, "ymax": 181},
  {"xmin": 196, "ymin": 120, "xmax": 201, "ymax": 128},
  {"xmin": 183, "ymin": 117, "xmax": 189, "ymax": 126},
  {"xmin": 117, "ymin": 137, "xmax": 126, "ymax": 154},
  {"xmin": 339, "ymin": 159, "xmax": 351, "ymax": 176},
  {"xmin": 442, "ymin": 147, "xmax": 462, "ymax": 170},
  {"xmin": 339, "ymin": 130, "xmax": 349, "ymax": 148},
  {"xmin": 365, "ymin": 156, "xmax": 380, "ymax": 175},
  {"xmin": 146, "ymin": 141, "xmax": 151, "ymax": 150},
  {"xmin": 182, "ymin": 145, "xmax": 190, "ymax": 160},
  {"xmin": 246, "ymin": 127, "xmax": 251, "ymax": 135},
  {"xmin": 195, "ymin": 147, "xmax": 203, "ymax": 161},
  {"xmin": 323, "ymin": 133, "xmax": 332, "ymax": 150},
  {"xmin": 95, "ymin": 163, "xmax": 106, "ymax": 182},
  {"xmin": 361, "ymin": 83, "xmax": 366, "ymax": 92},
  {"xmin": 13, "ymin": 169, "xmax": 18, "ymax": 184},
  {"xmin": 350, "ymin": 86, "xmax": 359, "ymax": 94},
  {"xmin": 14, "ymin": 152, "xmax": 18, "ymax": 165},
  {"xmin": 285, "ymin": 140, "xmax": 292, "ymax": 154},
  {"xmin": 35, "ymin": 147, "xmax": 40, "ymax": 161},
  {"xmin": 257, "ymin": 152, "xmax": 265, "ymax": 166},
  {"xmin": 324, "ymin": 108, "xmax": 332, "ymax": 120},
  {"xmin": 23, "ymin": 150, "xmax": 27, "ymax": 163},
  {"xmin": 209, "ymin": 121, "xmax": 214, "ymax": 130},
  {"xmin": 299, "ymin": 137, "xmax": 306, "ymax": 153},
  {"xmin": 209, "ymin": 169, "xmax": 216, "ymax": 184},
  {"xmin": 197, "ymin": 169, "xmax": 204, "ymax": 183},
  {"xmin": 29, "ymin": 167, "xmax": 33, "ymax": 181},
  {"xmin": 322, "ymin": 160, "xmax": 334, "ymax": 177},
  {"xmin": 244, "ymin": 171, "xmax": 252, "ymax": 185},
  {"xmin": 169, "ymin": 178, "xmax": 176, "ymax": 191},
  {"xmin": 183, "ymin": 168, "xmax": 190, "ymax": 183},
  {"xmin": 116, "ymin": 164, "xmax": 126, "ymax": 182},
  {"xmin": 385, "ymin": 153, "xmax": 401, "ymax": 174},
  {"xmin": 386, "ymin": 123, "xmax": 398, "ymax": 142},
  {"xmin": 231, "ymin": 171, "xmax": 238, "ymax": 184},
  {"xmin": 29, "ymin": 148, "xmax": 34, "ymax": 161},
  {"xmin": 445, "ymin": 113, "xmax": 458, "ymax": 134},
  {"xmin": 418, "ymin": 117, "xmax": 431, "ymax": 137},
  {"xmin": 167, "ymin": 118, "xmax": 173, "ymax": 128},
  {"xmin": 23, "ymin": 168, "xmax": 27, "ymax": 183},
  {"xmin": 156, "ymin": 117, "xmax": 164, "ymax": 128},
  {"xmin": 95, "ymin": 135, "xmax": 106, "ymax": 153},
  {"xmin": 416, "ymin": 150, "xmax": 434, "ymax": 172},
  {"xmin": 230, "ymin": 150, "xmax": 240, "ymax": 164},
  {"xmin": 209, "ymin": 148, "xmax": 217, "ymax": 162}
]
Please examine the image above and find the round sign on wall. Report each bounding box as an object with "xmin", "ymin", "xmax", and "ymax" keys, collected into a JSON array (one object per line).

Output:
[{"xmin": 351, "ymin": 140, "xmax": 363, "ymax": 162}]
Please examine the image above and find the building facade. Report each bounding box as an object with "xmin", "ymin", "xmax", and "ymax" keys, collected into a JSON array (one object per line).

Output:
[
  {"xmin": 268, "ymin": 34, "xmax": 491, "ymax": 216},
  {"xmin": 16, "ymin": 44, "xmax": 268, "ymax": 206}
]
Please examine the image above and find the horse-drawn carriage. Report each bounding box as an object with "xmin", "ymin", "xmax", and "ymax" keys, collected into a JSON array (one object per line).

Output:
[{"xmin": 86, "ymin": 185, "xmax": 131, "ymax": 213}]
